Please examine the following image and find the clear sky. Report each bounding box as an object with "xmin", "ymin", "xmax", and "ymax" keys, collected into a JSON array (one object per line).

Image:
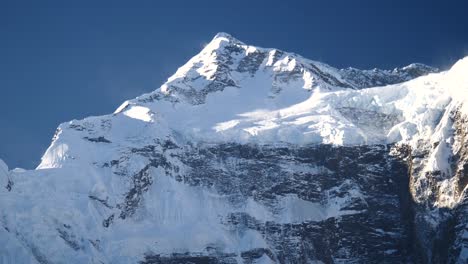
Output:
[{"xmin": 1, "ymin": 0, "xmax": 468, "ymax": 169}]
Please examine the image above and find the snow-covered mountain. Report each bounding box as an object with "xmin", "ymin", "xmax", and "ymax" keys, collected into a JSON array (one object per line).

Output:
[{"xmin": 1, "ymin": 33, "xmax": 467, "ymax": 263}]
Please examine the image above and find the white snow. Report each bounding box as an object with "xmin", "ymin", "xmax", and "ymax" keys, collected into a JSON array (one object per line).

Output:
[
  {"xmin": 2, "ymin": 32, "xmax": 468, "ymax": 263},
  {"xmin": 93, "ymin": 34, "xmax": 465, "ymax": 149},
  {"xmin": 109, "ymin": 68, "xmax": 449, "ymax": 147},
  {"xmin": 0, "ymin": 227, "xmax": 39, "ymax": 264},
  {"xmin": 446, "ymin": 56, "xmax": 468, "ymax": 113},
  {"xmin": 114, "ymin": 100, "xmax": 130, "ymax": 114},
  {"xmin": 122, "ymin": 106, "xmax": 153, "ymax": 122}
]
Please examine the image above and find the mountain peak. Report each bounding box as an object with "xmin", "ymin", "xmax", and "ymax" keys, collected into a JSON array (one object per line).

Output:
[
  {"xmin": 212, "ymin": 32, "xmax": 237, "ymax": 41},
  {"xmin": 201, "ymin": 32, "xmax": 245, "ymax": 54},
  {"xmin": 4, "ymin": 34, "xmax": 468, "ymax": 263},
  {"xmin": 211, "ymin": 32, "xmax": 246, "ymax": 44},
  {"xmin": 136, "ymin": 33, "xmax": 438, "ymax": 106}
]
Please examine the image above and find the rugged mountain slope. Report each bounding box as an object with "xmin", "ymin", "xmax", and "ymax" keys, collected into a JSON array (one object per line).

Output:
[{"xmin": 1, "ymin": 33, "xmax": 467, "ymax": 263}]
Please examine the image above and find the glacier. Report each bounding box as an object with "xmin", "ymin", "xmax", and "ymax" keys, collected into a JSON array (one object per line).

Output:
[{"xmin": 1, "ymin": 33, "xmax": 467, "ymax": 263}]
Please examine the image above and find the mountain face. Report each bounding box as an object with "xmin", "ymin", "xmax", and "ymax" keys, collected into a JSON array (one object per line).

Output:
[{"xmin": 1, "ymin": 33, "xmax": 467, "ymax": 264}]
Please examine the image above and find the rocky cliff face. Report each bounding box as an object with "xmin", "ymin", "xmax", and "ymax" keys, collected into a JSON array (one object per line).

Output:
[
  {"xmin": 0, "ymin": 33, "xmax": 467, "ymax": 264},
  {"xmin": 140, "ymin": 142, "xmax": 415, "ymax": 263},
  {"xmin": 402, "ymin": 107, "xmax": 468, "ymax": 263}
]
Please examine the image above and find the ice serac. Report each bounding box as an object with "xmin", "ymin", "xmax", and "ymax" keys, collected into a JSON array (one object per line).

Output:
[{"xmin": 1, "ymin": 33, "xmax": 467, "ymax": 263}]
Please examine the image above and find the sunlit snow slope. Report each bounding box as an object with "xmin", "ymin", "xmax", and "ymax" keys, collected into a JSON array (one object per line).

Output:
[{"xmin": 1, "ymin": 33, "xmax": 467, "ymax": 264}]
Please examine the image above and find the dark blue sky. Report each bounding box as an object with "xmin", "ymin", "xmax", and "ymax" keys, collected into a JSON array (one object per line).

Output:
[{"xmin": 1, "ymin": 0, "xmax": 468, "ymax": 169}]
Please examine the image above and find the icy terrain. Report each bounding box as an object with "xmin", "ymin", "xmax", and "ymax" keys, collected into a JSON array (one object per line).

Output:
[{"xmin": 1, "ymin": 33, "xmax": 467, "ymax": 263}]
